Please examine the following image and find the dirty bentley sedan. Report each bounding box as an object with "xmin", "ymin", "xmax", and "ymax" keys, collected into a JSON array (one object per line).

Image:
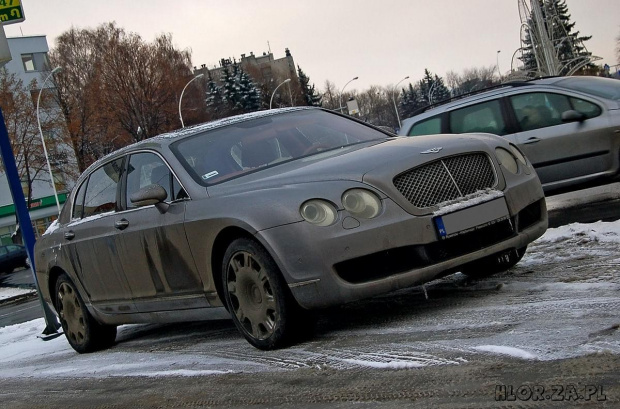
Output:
[{"xmin": 35, "ymin": 107, "xmax": 547, "ymax": 352}]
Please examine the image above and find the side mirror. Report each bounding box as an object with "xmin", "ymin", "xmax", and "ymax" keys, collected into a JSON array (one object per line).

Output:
[
  {"xmin": 561, "ymin": 110, "xmax": 586, "ymax": 123},
  {"xmin": 129, "ymin": 184, "xmax": 169, "ymax": 213}
]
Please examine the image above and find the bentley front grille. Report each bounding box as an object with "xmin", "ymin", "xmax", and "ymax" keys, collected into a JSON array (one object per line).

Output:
[{"xmin": 393, "ymin": 153, "xmax": 497, "ymax": 208}]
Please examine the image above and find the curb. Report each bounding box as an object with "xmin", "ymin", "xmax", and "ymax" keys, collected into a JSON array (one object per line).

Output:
[
  {"xmin": 0, "ymin": 290, "xmax": 38, "ymax": 306},
  {"xmin": 547, "ymin": 197, "xmax": 620, "ymax": 228}
]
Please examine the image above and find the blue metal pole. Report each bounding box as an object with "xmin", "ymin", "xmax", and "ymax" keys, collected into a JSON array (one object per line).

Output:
[{"xmin": 0, "ymin": 107, "xmax": 60, "ymax": 335}]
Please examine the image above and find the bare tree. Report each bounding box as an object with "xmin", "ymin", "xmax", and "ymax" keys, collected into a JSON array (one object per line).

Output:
[
  {"xmin": 616, "ymin": 29, "xmax": 620, "ymax": 64},
  {"xmin": 321, "ymin": 80, "xmax": 339, "ymax": 111},
  {"xmin": 101, "ymin": 32, "xmax": 197, "ymax": 141},
  {"xmin": 49, "ymin": 23, "xmax": 200, "ymax": 171},
  {"xmin": 446, "ymin": 66, "xmax": 498, "ymax": 96},
  {"xmin": 0, "ymin": 71, "xmax": 69, "ymax": 204},
  {"xmin": 356, "ymin": 85, "xmax": 397, "ymax": 128}
]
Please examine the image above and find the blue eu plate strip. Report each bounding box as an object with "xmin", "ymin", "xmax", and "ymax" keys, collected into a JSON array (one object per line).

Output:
[{"xmin": 435, "ymin": 217, "xmax": 447, "ymax": 239}]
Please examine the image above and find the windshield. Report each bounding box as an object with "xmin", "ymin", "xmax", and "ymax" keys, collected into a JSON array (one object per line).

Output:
[
  {"xmin": 171, "ymin": 110, "xmax": 388, "ymax": 185},
  {"xmin": 554, "ymin": 77, "xmax": 620, "ymax": 101}
]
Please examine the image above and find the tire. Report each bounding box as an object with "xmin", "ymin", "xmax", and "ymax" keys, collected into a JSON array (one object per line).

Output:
[
  {"xmin": 54, "ymin": 273, "xmax": 117, "ymax": 353},
  {"xmin": 222, "ymin": 238, "xmax": 313, "ymax": 350},
  {"xmin": 461, "ymin": 246, "xmax": 527, "ymax": 278}
]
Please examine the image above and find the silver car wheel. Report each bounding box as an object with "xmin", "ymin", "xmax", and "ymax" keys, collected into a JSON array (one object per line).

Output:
[
  {"xmin": 54, "ymin": 274, "xmax": 117, "ymax": 353},
  {"xmin": 226, "ymin": 250, "xmax": 278, "ymax": 340},
  {"xmin": 57, "ymin": 281, "xmax": 87, "ymax": 345}
]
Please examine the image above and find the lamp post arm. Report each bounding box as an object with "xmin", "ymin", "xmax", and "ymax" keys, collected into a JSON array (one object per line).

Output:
[
  {"xmin": 270, "ymin": 78, "xmax": 291, "ymax": 109},
  {"xmin": 339, "ymin": 76, "xmax": 358, "ymax": 114},
  {"xmin": 392, "ymin": 76, "xmax": 409, "ymax": 129},
  {"xmin": 179, "ymin": 74, "xmax": 204, "ymax": 128}
]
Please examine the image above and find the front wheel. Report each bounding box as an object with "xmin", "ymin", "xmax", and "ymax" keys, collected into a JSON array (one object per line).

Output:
[
  {"xmin": 222, "ymin": 238, "xmax": 312, "ymax": 350},
  {"xmin": 54, "ymin": 273, "xmax": 117, "ymax": 353},
  {"xmin": 461, "ymin": 246, "xmax": 527, "ymax": 278}
]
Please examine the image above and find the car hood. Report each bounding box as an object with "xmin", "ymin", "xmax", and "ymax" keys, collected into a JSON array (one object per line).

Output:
[{"xmin": 207, "ymin": 134, "xmax": 499, "ymax": 196}]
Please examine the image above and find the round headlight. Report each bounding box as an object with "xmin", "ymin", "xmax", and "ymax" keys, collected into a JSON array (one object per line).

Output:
[
  {"xmin": 495, "ymin": 147, "xmax": 519, "ymax": 174},
  {"xmin": 342, "ymin": 189, "xmax": 382, "ymax": 219},
  {"xmin": 300, "ymin": 200, "xmax": 338, "ymax": 226},
  {"xmin": 509, "ymin": 144, "xmax": 527, "ymax": 165}
]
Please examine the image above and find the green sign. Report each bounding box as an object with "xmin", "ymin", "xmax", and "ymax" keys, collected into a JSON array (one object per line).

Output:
[{"xmin": 0, "ymin": 0, "xmax": 25, "ymax": 25}]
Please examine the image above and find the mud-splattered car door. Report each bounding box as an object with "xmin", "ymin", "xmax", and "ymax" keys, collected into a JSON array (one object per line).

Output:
[{"xmin": 114, "ymin": 151, "xmax": 207, "ymax": 312}]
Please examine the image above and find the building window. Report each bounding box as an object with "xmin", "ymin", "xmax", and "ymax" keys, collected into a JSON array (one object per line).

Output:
[{"xmin": 22, "ymin": 54, "xmax": 36, "ymax": 72}]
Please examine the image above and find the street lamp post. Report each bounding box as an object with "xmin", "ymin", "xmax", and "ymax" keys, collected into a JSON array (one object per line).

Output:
[
  {"xmin": 270, "ymin": 78, "xmax": 291, "ymax": 109},
  {"xmin": 496, "ymin": 50, "xmax": 502, "ymax": 81},
  {"xmin": 178, "ymin": 73, "xmax": 204, "ymax": 128},
  {"xmin": 36, "ymin": 66, "xmax": 62, "ymax": 215},
  {"xmin": 392, "ymin": 76, "xmax": 409, "ymax": 129},
  {"xmin": 339, "ymin": 76, "xmax": 358, "ymax": 114}
]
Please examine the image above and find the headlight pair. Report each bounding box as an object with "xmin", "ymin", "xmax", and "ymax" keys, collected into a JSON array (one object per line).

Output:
[
  {"xmin": 300, "ymin": 189, "xmax": 382, "ymax": 226},
  {"xmin": 495, "ymin": 144, "xmax": 528, "ymax": 174}
]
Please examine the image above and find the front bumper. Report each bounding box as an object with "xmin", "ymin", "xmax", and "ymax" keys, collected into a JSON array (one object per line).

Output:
[{"xmin": 258, "ymin": 175, "xmax": 547, "ymax": 310}]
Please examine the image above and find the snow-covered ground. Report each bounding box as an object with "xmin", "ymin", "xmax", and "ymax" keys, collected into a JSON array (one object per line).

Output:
[
  {"xmin": 0, "ymin": 287, "xmax": 35, "ymax": 301},
  {"xmin": 0, "ymin": 220, "xmax": 619, "ymax": 379}
]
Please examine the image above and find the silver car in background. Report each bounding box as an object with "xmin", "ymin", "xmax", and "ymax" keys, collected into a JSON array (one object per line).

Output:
[
  {"xmin": 399, "ymin": 76, "xmax": 620, "ymax": 193},
  {"xmin": 35, "ymin": 108, "xmax": 547, "ymax": 353}
]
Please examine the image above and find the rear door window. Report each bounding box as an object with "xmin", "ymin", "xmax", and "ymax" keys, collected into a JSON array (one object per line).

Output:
[
  {"xmin": 509, "ymin": 92, "xmax": 571, "ymax": 131},
  {"xmin": 408, "ymin": 116, "xmax": 441, "ymax": 136},
  {"xmin": 449, "ymin": 100, "xmax": 507, "ymax": 135}
]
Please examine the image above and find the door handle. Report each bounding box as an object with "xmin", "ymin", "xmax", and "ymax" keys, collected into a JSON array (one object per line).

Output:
[
  {"xmin": 114, "ymin": 219, "xmax": 130, "ymax": 230},
  {"xmin": 523, "ymin": 137, "xmax": 541, "ymax": 144},
  {"xmin": 64, "ymin": 231, "xmax": 75, "ymax": 240}
]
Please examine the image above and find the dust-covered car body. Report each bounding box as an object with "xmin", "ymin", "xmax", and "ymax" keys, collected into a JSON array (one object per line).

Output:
[{"xmin": 35, "ymin": 107, "xmax": 547, "ymax": 351}]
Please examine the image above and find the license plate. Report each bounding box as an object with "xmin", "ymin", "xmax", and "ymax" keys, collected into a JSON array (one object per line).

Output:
[{"xmin": 434, "ymin": 198, "xmax": 509, "ymax": 239}]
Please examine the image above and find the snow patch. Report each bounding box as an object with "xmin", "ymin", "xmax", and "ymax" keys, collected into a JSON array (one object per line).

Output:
[
  {"xmin": 43, "ymin": 220, "xmax": 60, "ymax": 236},
  {"xmin": 0, "ymin": 287, "xmax": 35, "ymax": 301},
  {"xmin": 433, "ymin": 189, "xmax": 504, "ymax": 216},
  {"xmin": 340, "ymin": 358, "xmax": 425, "ymax": 369},
  {"xmin": 129, "ymin": 369, "xmax": 233, "ymax": 377},
  {"xmin": 473, "ymin": 345, "xmax": 537, "ymax": 360},
  {"xmin": 537, "ymin": 220, "xmax": 620, "ymax": 244}
]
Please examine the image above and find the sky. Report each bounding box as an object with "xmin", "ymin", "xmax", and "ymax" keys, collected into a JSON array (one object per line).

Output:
[{"xmin": 4, "ymin": 1, "xmax": 620, "ymax": 92}]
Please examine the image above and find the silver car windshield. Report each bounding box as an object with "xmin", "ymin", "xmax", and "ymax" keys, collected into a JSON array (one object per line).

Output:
[
  {"xmin": 171, "ymin": 110, "xmax": 389, "ymax": 185},
  {"xmin": 554, "ymin": 77, "xmax": 620, "ymax": 101}
]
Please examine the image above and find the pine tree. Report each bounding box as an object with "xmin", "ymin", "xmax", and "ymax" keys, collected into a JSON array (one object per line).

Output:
[
  {"xmin": 237, "ymin": 68, "xmax": 261, "ymax": 112},
  {"xmin": 519, "ymin": 0, "xmax": 593, "ymax": 76},
  {"xmin": 205, "ymin": 73, "xmax": 225, "ymax": 117},
  {"xmin": 418, "ymin": 69, "xmax": 450, "ymax": 106},
  {"xmin": 399, "ymin": 83, "xmax": 423, "ymax": 118},
  {"xmin": 221, "ymin": 65, "xmax": 241, "ymax": 113},
  {"xmin": 548, "ymin": 0, "xmax": 593, "ymax": 74},
  {"xmin": 297, "ymin": 65, "xmax": 322, "ymax": 107}
]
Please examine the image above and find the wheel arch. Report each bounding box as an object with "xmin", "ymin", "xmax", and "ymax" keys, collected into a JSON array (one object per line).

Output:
[
  {"xmin": 210, "ymin": 226, "xmax": 256, "ymax": 305},
  {"xmin": 48, "ymin": 266, "xmax": 68, "ymax": 306}
]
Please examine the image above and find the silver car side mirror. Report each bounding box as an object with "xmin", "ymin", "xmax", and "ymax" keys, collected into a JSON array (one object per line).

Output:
[{"xmin": 561, "ymin": 110, "xmax": 586, "ymax": 123}]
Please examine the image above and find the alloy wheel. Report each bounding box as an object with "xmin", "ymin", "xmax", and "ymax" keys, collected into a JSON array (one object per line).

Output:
[{"xmin": 226, "ymin": 250, "xmax": 278, "ymax": 340}]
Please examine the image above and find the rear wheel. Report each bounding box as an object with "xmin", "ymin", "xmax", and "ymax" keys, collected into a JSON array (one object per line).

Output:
[
  {"xmin": 54, "ymin": 274, "xmax": 117, "ymax": 353},
  {"xmin": 222, "ymin": 238, "xmax": 314, "ymax": 350},
  {"xmin": 461, "ymin": 246, "xmax": 527, "ymax": 278}
]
